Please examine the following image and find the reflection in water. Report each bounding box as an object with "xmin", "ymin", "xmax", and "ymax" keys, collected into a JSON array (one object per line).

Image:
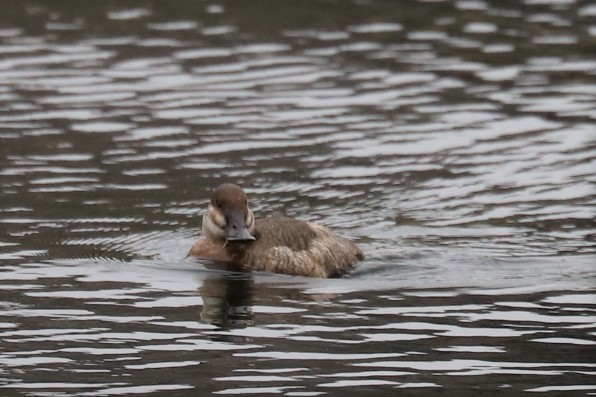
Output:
[
  {"xmin": 199, "ymin": 274, "xmax": 254, "ymax": 329},
  {"xmin": 0, "ymin": 0, "xmax": 595, "ymax": 395}
]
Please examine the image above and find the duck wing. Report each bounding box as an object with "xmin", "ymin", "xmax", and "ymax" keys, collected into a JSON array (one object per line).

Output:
[
  {"xmin": 243, "ymin": 216, "xmax": 360, "ymax": 278},
  {"xmin": 254, "ymin": 216, "xmax": 317, "ymax": 251}
]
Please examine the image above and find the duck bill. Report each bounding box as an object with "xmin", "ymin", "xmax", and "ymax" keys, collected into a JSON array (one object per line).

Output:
[{"xmin": 225, "ymin": 210, "xmax": 256, "ymax": 241}]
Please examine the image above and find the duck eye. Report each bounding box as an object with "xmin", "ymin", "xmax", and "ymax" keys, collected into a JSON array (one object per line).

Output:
[{"xmin": 215, "ymin": 200, "xmax": 222, "ymax": 208}]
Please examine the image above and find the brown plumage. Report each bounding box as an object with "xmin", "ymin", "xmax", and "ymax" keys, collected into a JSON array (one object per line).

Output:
[{"xmin": 188, "ymin": 184, "xmax": 363, "ymax": 278}]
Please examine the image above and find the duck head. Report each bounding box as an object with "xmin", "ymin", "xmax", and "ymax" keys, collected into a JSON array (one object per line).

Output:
[{"xmin": 202, "ymin": 183, "xmax": 256, "ymax": 242}]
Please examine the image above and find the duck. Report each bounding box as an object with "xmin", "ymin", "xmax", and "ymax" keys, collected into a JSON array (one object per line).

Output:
[{"xmin": 188, "ymin": 183, "xmax": 363, "ymax": 278}]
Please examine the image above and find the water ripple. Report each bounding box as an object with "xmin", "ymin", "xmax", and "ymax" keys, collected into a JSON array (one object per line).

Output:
[{"xmin": 1, "ymin": 1, "xmax": 595, "ymax": 395}]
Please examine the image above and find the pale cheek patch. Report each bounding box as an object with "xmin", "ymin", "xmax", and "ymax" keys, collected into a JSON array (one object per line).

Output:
[
  {"xmin": 246, "ymin": 209, "xmax": 255, "ymax": 234},
  {"xmin": 202, "ymin": 205, "xmax": 226, "ymax": 239},
  {"xmin": 209, "ymin": 204, "xmax": 226, "ymax": 228}
]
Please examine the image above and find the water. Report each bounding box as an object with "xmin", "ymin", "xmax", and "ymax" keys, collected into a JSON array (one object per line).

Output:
[{"xmin": 1, "ymin": 0, "xmax": 595, "ymax": 395}]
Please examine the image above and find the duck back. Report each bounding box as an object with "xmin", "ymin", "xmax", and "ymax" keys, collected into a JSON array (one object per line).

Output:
[{"xmin": 230, "ymin": 216, "xmax": 363, "ymax": 278}]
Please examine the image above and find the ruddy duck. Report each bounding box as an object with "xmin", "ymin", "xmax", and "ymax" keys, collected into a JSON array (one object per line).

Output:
[{"xmin": 188, "ymin": 183, "xmax": 363, "ymax": 278}]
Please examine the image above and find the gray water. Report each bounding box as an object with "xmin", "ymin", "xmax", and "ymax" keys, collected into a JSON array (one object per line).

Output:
[{"xmin": 1, "ymin": 0, "xmax": 595, "ymax": 395}]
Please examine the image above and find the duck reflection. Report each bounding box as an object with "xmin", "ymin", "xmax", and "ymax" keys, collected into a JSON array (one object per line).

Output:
[{"xmin": 198, "ymin": 272, "xmax": 254, "ymax": 329}]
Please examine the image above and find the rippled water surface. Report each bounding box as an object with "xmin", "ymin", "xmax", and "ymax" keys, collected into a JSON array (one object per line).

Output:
[{"xmin": 1, "ymin": 0, "xmax": 595, "ymax": 395}]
